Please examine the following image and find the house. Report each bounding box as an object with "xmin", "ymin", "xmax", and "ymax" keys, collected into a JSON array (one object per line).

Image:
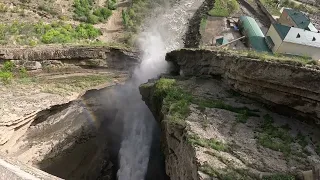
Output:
[
  {"xmin": 278, "ymin": 8, "xmax": 318, "ymax": 33},
  {"xmin": 265, "ymin": 23, "xmax": 320, "ymax": 60},
  {"xmin": 238, "ymin": 16, "xmax": 270, "ymax": 52}
]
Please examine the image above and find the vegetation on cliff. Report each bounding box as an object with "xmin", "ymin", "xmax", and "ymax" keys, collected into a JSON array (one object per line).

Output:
[
  {"xmin": 0, "ymin": 21, "xmax": 101, "ymax": 45},
  {"xmin": 73, "ymin": 0, "xmax": 114, "ymax": 24},
  {"xmin": 208, "ymin": 0, "xmax": 239, "ymax": 17},
  {"xmin": 142, "ymin": 77, "xmax": 320, "ymax": 180},
  {"xmin": 245, "ymin": 50, "xmax": 317, "ymax": 66},
  {"xmin": 121, "ymin": 0, "xmax": 153, "ymax": 45},
  {"xmin": 261, "ymin": 0, "xmax": 318, "ymax": 15},
  {"xmin": 0, "ymin": 61, "xmax": 27, "ymax": 84},
  {"xmin": 257, "ymin": 114, "xmax": 293, "ymax": 156},
  {"xmin": 151, "ymin": 78, "xmax": 262, "ymax": 127}
]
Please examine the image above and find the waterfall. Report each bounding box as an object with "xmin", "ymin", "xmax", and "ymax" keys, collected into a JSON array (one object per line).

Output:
[{"xmin": 116, "ymin": 0, "xmax": 204, "ymax": 179}]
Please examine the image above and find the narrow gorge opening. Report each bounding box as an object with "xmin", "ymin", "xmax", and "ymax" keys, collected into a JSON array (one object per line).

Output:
[
  {"xmin": 31, "ymin": 86, "xmax": 168, "ymax": 180},
  {"xmin": 7, "ymin": 0, "xmax": 206, "ymax": 179}
]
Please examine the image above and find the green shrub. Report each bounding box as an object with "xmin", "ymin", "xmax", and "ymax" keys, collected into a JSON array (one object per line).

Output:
[
  {"xmin": 121, "ymin": 0, "xmax": 151, "ymax": 32},
  {"xmin": 87, "ymin": 14, "xmax": 100, "ymax": 24},
  {"xmin": 41, "ymin": 29, "xmax": 71, "ymax": 43},
  {"xmin": 236, "ymin": 110, "xmax": 250, "ymax": 123},
  {"xmin": 200, "ymin": 17, "xmax": 207, "ymax": 32},
  {"xmin": 19, "ymin": 67, "xmax": 28, "ymax": 78},
  {"xmin": 108, "ymin": 0, "xmax": 117, "ymax": 10},
  {"xmin": 73, "ymin": 0, "xmax": 113, "ymax": 24},
  {"xmin": 0, "ymin": 21, "xmax": 101, "ymax": 45},
  {"xmin": 93, "ymin": 7, "xmax": 112, "ymax": 22},
  {"xmin": 257, "ymin": 114, "xmax": 293, "ymax": 156},
  {"xmin": 282, "ymin": 0, "xmax": 289, "ymax": 6},
  {"xmin": 122, "ymin": 10, "xmax": 129, "ymax": 28},
  {"xmin": 0, "ymin": 71, "xmax": 13, "ymax": 84},
  {"xmin": 188, "ymin": 134, "xmax": 228, "ymax": 151},
  {"xmin": 0, "ymin": 3, "xmax": 8, "ymax": 13},
  {"xmin": 29, "ymin": 39, "xmax": 37, "ymax": 46},
  {"xmin": 2, "ymin": 61, "xmax": 15, "ymax": 72},
  {"xmin": 75, "ymin": 23, "xmax": 101, "ymax": 38},
  {"xmin": 209, "ymin": 0, "xmax": 239, "ymax": 17},
  {"xmin": 73, "ymin": 0, "xmax": 94, "ymax": 22}
]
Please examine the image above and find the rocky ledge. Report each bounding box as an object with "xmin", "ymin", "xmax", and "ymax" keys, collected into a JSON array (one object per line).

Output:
[
  {"xmin": 0, "ymin": 46, "xmax": 139, "ymax": 71},
  {"xmin": 140, "ymin": 77, "xmax": 320, "ymax": 180},
  {"xmin": 166, "ymin": 49, "xmax": 320, "ymax": 127}
]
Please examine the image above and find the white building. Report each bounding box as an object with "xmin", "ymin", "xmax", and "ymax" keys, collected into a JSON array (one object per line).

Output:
[{"xmin": 265, "ymin": 9, "xmax": 320, "ymax": 60}]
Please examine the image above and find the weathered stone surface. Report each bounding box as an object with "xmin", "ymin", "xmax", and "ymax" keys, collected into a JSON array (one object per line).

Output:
[
  {"xmin": 0, "ymin": 46, "xmax": 139, "ymax": 70},
  {"xmin": 166, "ymin": 49, "xmax": 320, "ymax": 126},
  {"xmin": 140, "ymin": 77, "xmax": 320, "ymax": 180},
  {"xmin": 2, "ymin": 87, "xmax": 120, "ymax": 180},
  {"xmin": 140, "ymin": 82, "xmax": 200, "ymax": 180}
]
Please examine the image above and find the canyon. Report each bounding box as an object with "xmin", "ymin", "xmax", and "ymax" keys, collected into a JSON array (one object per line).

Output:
[
  {"xmin": 0, "ymin": 0, "xmax": 319, "ymax": 180},
  {"xmin": 140, "ymin": 49, "xmax": 320, "ymax": 179}
]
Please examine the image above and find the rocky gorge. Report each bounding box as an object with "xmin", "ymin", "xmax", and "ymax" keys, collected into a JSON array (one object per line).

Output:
[
  {"xmin": 139, "ymin": 49, "xmax": 320, "ymax": 179},
  {"xmin": 1, "ymin": 0, "xmax": 320, "ymax": 179},
  {"xmin": 0, "ymin": 46, "xmax": 140, "ymax": 179}
]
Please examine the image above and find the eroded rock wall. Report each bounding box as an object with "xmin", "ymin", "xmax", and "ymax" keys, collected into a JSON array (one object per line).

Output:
[
  {"xmin": 140, "ymin": 83, "xmax": 199, "ymax": 180},
  {"xmin": 166, "ymin": 49, "xmax": 320, "ymax": 126},
  {"xmin": 0, "ymin": 46, "xmax": 139, "ymax": 70}
]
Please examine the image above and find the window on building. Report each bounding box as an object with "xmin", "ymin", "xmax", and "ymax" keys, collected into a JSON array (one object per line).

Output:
[
  {"xmin": 296, "ymin": 33, "xmax": 301, "ymax": 38},
  {"xmin": 312, "ymin": 37, "xmax": 316, "ymax": 41}
]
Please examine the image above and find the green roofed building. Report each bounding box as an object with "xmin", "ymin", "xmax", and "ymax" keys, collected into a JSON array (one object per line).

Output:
[
  {"xmin": 278, "ymin": 8, "xmax": 318, "ymax": 33},
  {"xmin": 265, "ymin": 23, "xmax": 320, "ymax": 60},
  {"xmin": 238, "ymin": 16, "xmax": 271, "ymax": 52}
]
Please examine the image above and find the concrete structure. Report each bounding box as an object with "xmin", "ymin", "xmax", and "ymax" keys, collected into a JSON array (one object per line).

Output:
[
  {"xmin": 0, "ymin": 154, "xmax": 61, "ymax": 180},
  {"xmin": 215, "ymin": 37, "xmax": 229, "ymax": 46},
  {"xmin": 278, "ymin": 8, "xmax": 318, "ymax": 32},
  {"xmin": 238, "ymin": 16, "xmax": 270, "ymax": 52},
  {"xmin": 265, "ymin": 23, "xmax": 320, "ymax": 60}
]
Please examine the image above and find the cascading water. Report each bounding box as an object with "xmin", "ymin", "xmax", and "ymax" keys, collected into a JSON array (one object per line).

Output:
[{"xmin": 116, "ymin": 0, "xmax": 204, "ymax": 179}]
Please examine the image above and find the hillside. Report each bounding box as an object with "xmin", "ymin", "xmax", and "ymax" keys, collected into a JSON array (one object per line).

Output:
[{"xmin": 0, "ymin": 0, "xmax": 150, "ymax": 47}]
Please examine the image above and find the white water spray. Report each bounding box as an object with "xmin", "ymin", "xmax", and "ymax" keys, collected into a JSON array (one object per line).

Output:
[{"xmin": 116, "ymin": 0, "xmax": 204, "ymax": 179}]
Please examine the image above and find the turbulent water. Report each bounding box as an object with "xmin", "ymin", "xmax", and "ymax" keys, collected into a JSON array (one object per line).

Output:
[{"xmin": 116, "ymin": 0, "xmax": 204, "ymax": 179}]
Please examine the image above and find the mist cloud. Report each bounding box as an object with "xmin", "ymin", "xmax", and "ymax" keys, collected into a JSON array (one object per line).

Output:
[{"xmin": 116, "ymin": 1, "xmax": 204, "ymax": 179}]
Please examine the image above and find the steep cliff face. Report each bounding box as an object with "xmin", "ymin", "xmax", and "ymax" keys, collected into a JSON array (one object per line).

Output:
[
  {"xmin": 140, "ymin": 80, "xmax": 200, "ymax": 180},
  {"xmin": 140, "ymin": 77, "xmax": 320, "ymax": 180},
  {"xmin": 166, "ymin": 49, "xmax": 320, "ymax": 127},
  {"xmin": 2, "ymin": 86, "xmax": 128, "ymax": 180},
  {"xmin": 0, "ymin": 46, "xmax": 139, "ymax": 70}
]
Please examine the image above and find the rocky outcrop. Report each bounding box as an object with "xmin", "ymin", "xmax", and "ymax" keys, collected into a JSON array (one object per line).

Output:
[
  {"xmin": 140, "ymin": 81, "xmax": 200, "ymax": 180},
  {"xmin": 0, "ymin": 46, "xmax": 139, "ymax": 70},
  {"xmin": 140, "ymin": 77, "xmax": 320, "ymax": 180},
  {"xmin": 166, "ymin": 49, "xmax": 320, "ymax": 126},
  {"xmin": 2, "ymin": 86, "xmax": 122, "ymax": 180}
]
